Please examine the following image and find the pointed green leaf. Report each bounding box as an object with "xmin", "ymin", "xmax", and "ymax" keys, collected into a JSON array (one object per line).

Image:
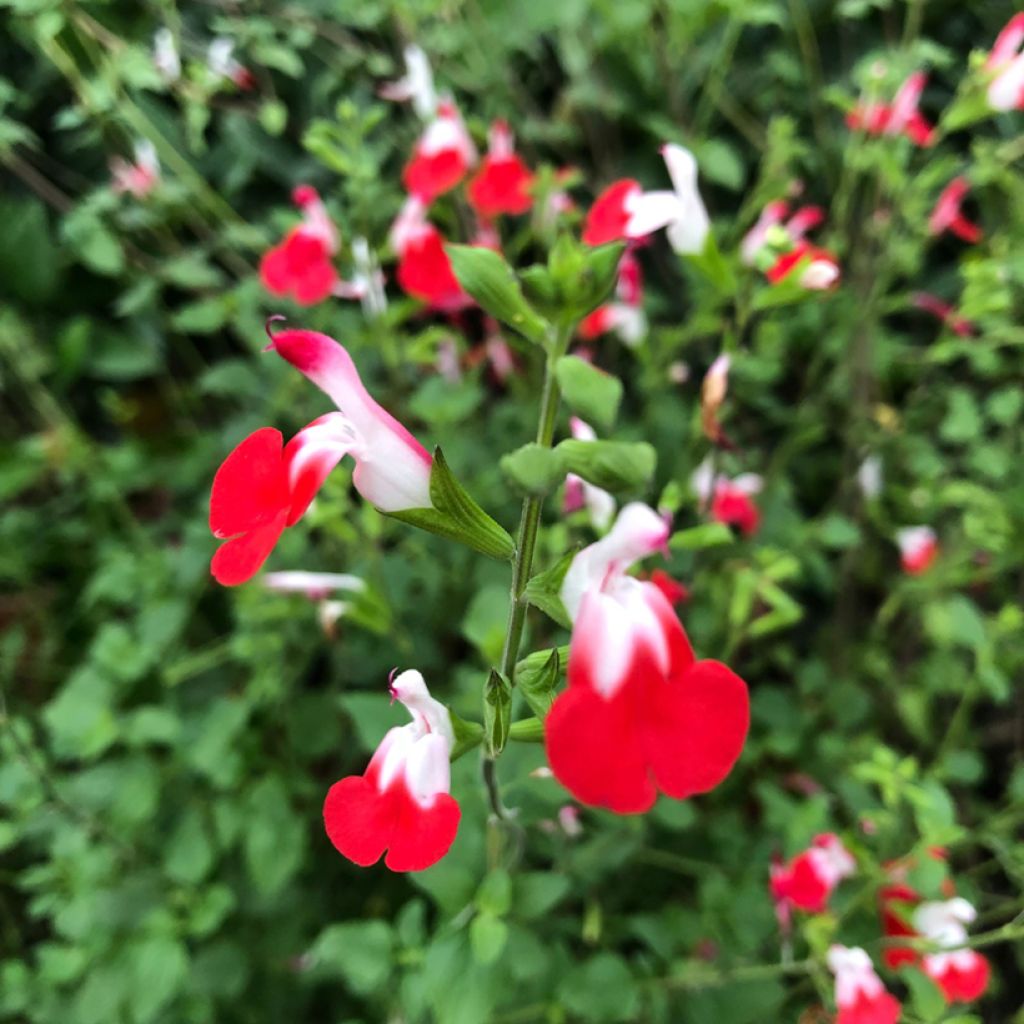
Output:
[
  {"xmin": 484, "ymin": 669, "xmax": 512, "ymax": 757},
  {"xmin": 522, "ymin": 551, "xmax": 576, "ymax": 629},
  {"xmin": 555, "ymin": 356, "xmax": 623, "ymax": 431},
  {"xmin": 500, "ymin": 443, "xmax": 566, "ymax": 496},
  {"xmin": 449, "ymin": 710, "xmax": 484, "ymax": 761},
  {"xmin": 556, "ymin": 439, "xmax": 656, "ymax": 493},
  {"xmin": 515, "ymin": 646, "xmax": 563, "ymax": 719}
]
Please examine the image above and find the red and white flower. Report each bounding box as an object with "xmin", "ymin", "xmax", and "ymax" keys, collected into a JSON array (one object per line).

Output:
[
  {"xmin": 209, "ymin": 329, "xmax": 432, "ymax": 585},
  {"xmin": 562, "ymin": 417, "xmax": 616, "ymax": 532},
  {"xmin": 468, "ymin": 120, "xmax": 534, "ymax": 218},
  {"xmin": 743, "ymin": 201, "xmax": 839, "ymax": 289},
  {"xmin": 260, "ymin": 186, "xmax": 340, "ymax": 305},
  {"xmin": 770, "ymin": 833, "xmax": 856, "ymax": 914},
  {"xmin": 578, "ymin": 249, "xmax": 647, "ymax": 346},
  {"xmin": 582, "ymin": 179, "xmax": 644, "ymax": 246},
  {"xmin": 827, "ymin": 946, "xmax": 902, "ymax": 1024},
  {"xmin": 323, "ymin": 670, "xmax": 460, "ymax": 872},
  {"xmin": 390, "ymin": 196, "xmax": 468, "ymax": 309},
  {"xmin": 896, "ymin": 525, "xmax": 938, "ymax": 575},
  {"xmin": 928, "ymin": 178, "xmax": 982, "ymax": 243},
  {"xmin": 263, "ymin": 570, "xmax": 366, "ymax": 635},
  {"xmin": 152, "ymin": 28, "xmax": 181, "ymax": 83},
  {"xmin": 847, "ymin": 70, "xmax": 935, "ymax": 146},
  {"xmin": 207, "ymin": 37, "xmax": 255, "ymax": 90},
  {"xmin": 379, "ymin": 44, "xmax": 437, "ymax": 119},
  {"xmin": 646, "ymin": 569, "xmax": 689, "ymax": 606},
  {"xmin": 986, "ymin": 13, "xmax": 1024, "ymax": 112},
  {"xmin": 403, "ymin": 100, "xmax": 477, "ymax": 202},
  {"xmin": 544, "ymin": 503, "xmax": 750, "ymax": 813},
  {"xmin": 692, "ymin": 459, "xmax": 763, "ymax": 536},
  {"xmin": 913, "ymin": 899, "xmax": 991, "ymax": 1003},
  {"xmin": 110, "ymin": 140, "xmax": 160, "ymax": 198},
  {"xmin": 741, "ymin": 201, "xmax": 823, "ymax": 264},
  {"xmin": 912, "ymin": 293, "xmax": 974, "ymax": 337}
]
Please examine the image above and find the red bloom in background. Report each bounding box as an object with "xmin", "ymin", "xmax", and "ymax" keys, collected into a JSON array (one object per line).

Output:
[
  {"xmin": 403, "ymin": 100, "xmax": 476, "ymax": 202},
  {"xmin": 847, "ymin": 71, "xmax": 935, "ymax": 146},
  {"xmin": 468, "ymin": 120, "xmax": 534, "ymax": 218},
  {"xmin": 827, "ymin": 946, "xmax": 902, "ymax": 1024},
  {"xmin": 912, "ymin": 293, "xmax": 974, "ymax": 337},
  {"xmin": 986, "ymin": 13, "xmax": 1024, "ymax": 111},
  {"xmin": 692, "ymin": 459, "xmax": 763, "ymax": 536},
  {"xmin": 582, "ymin": 179, "xmax": 643, "ymax": 245},
  {"xmin": 770, "ymin": 833, "xmax": 856, "ymax": 913},
  {"xmin": 765, "ymin": 241, "xmax": 840, "ymax": 290},
  {"xmin": 390, "ymin": 196, "xmax": 468, "ymax": 308},
  {"xmin": 324, "ymin": 670, "xmax": 460, "ymax": 872},
  {"xmin": 647, "ymin": 569, "xmax": 689, "ymax": 607},
  {"xmin": 928, "ymin": 178, "xmax": 983, "ymax": 243},
  {"xmin": 896, "ymin": 526, "xmax": 938, "ymax": 575},
  {"xmin": 260, "ymin": 186, "xmax": 340, "ymax": 305},
  {"xmin": 545, "ymin": 504, "xmax": 749, "ymax": 813}
]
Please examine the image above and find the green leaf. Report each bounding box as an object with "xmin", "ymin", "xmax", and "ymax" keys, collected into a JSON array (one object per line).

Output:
[
  {"xmin": 386, "ymin": 448, "xmax": 515, "ymax": 561},
  {"xmin": 0, "ymin": 197, "xmax": 60, "ymax": 304},
  {"xmin": 555, "ymin": 356, "xmax": 623, "ymax": 431},
  {"xmin": 670, "ymin": 522, "xmax": 735, "ymax": 550},
  {"xmin": 522, "ymin": 552, "xmax": 575, "ymax": 629},
  {"xmin": 449, "ymin": 710, "xmax": 484, "ymax": 761},
  {"xmin": 446, "ymin": 245, "xmax": 551, "ymax": 345},
  {"xmin": 62, "ymin": 207, "xmax": 124, "ymax": 276},
  {"xmin": 244, "ymin": 777, "xmax": 305, "ymax": 897},
  {"xmin": 686, "ymin": 232, "xmax": 735, "ymax": 294},
  {"xmin": 484, "ymin": 669, "xmax": 512, "ymax": 757},
  {"xmin": 515, "ymin": 647, "xmax": 562, "ymax": 718},
  {"xmin": 500, "ymin": 443, "xmax": 566, "ymax": 496},
  {"xmin": 902, "ymin": 964, "xmax": 946, "ymax": 1022},
  {"xmin": 475, "ymin": 869, "xmax": 512, "ymax": 916},
  {"xmin": 559, "ymin": 953, "xmax": 640, "ymax": 1022},
  {"xmin": 556, "ymin": 439, "xmax": 656, "ymax": 492},
  {"xmin": 508, "ymin": 717, "xmax": 545, "ymax": 741},
  {"xmin": 311, "ymin": 921, "xmax": 393, "ymax": 996},
  {"xmin": 469, "ymin": 913, "xmax": 508, "ymax": 966},
  {"xmin": 128, "ymin": 936, "xmax": 188, "ymax": 1023},
  {"xmin": 515, "ymin": 872, "xmax": 571, "ymax": 919}
]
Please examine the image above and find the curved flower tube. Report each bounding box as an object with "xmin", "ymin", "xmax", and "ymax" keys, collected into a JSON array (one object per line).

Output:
[
  {"xmin": 928, "ymin": 178, "xmax": 983, "ymax": 243},
  {"xmin": 545, "ymin": 503, "xmax": 749, "ymax": 813},
  {"xmin": 324, "ymin": 671, "xmax": 460, "ymax": 872},
  {"xmin": 468, "ymin": 120, "xmax": 534, "ymax": 218},
  {"xmin": 827, "ymin": 946, "xmax": 901, "ymax": 1024},
  {"xmin": 379, "ymin": 44, "xmax": 437, "ymax": 120}
]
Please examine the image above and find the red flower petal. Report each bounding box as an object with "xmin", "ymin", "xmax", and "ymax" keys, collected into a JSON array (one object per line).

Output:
[
  {"xmin": 210, "ymin": 511, "xmax": 288, "ymax": 586},
  {"xmin": 711, "ymin": 487, "xmax": 760, "ymax": 535},
  {"xmin": 259, "ymin": 231, "xmax": 337, "ymax": 305},
  {"xmin": 930, "ymin": 954, "xmax": 990, "ymax": 1003},
  {"xmin": 209, "ymin": 428, "xmax": 289, "ymax": 537},
  {"xmin": 583, "ymin": 179, "xmax": 640, "ymax": 246},
  {"xmin": 396, "ymin": 229, "xmax": 463, "ymax": 305},
  {"xmin": 776, "ymin": 851, "xmax": 830, "ymax": 912},
  {"xmin": 323, "ymin": 775, "xmax": 392, "ymax": 867},
  {"xmin": 403, "ymin": 149, "xmax": 468, "ymax": 202},
  {"xmin": 837, "ymin": 990, "xmax": 902, "ymax": 1024},
  {"xmin": 468, "ymin": 156, "xmax": 534, "ymax": 217}
]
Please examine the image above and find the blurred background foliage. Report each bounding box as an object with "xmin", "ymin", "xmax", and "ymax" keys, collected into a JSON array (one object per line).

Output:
[{"xmin": 1, "ymin": 0, "xmax": 1023, "ymax": 1022}]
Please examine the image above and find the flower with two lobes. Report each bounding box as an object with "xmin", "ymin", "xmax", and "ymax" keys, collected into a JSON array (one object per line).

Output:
[
  {"xmin": 987, "ymin": 13, "xmax": 1024, "ymax": 112},
  {"xmin": 770, "ymin": 833, "xmax": 856, "ymax": 914},
  {"xmin": 110, "ymin": 140, "xmax": 160, "ymax": 199},
  {"xmin": 468, "ymin": 120, "xmax": 535, "ymax": 219},
  {"xmin": 209, "ymin": 329, "xmax": 433, "ymax": 585},
  {"xmin": 403, "ymin": 100, "xmax": 477, "ymax": 202},
  {"xmin": 583, "ymin": 144, "xmax": 710, "ymax": 255},
  {"xmin": 929, "ymin": 178, "xmax": 983, "ymax": 243},
  {"xmin": 578, "ymin": 249, "xmax": 647, "ymax": 347},
  {"xmin": 827, "ymin": 946, "xmax": 902, "ymax": 1024},
  {"xmin": 260, "ymin": 186, "xmax": 342, "ymax": 306},
  {"xmin": 390, "ymin": 196, "xmax": 468, "ymax": 309},
  {"xmin": 691, "ymin": 458, "xmax": 763, "ymax": 536},
  {"xmin": 847, "ymin": 70, "xmax": 935, "ymax": 146},
  {"xmin": 324, "ymin": 670, "xmax": 460, "ymax": 872},
  {"xmin": 544, "ymin": 503, "xmax": 750, "ymax": 813},
  {"xmin": 742, "ymin": 201, "xmax": 840, "ymax": 291},
  {"xmin": 897, "ymin": 525, "xmax": 938, "ymax": 575}
]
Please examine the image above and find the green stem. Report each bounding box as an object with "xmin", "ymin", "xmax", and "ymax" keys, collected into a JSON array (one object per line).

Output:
[{"xmin": 482, "ymin": 339, "xmax": 566, "ymax": 820}]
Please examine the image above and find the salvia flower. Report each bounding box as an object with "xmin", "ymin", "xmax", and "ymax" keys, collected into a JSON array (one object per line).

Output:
[
  {"xmin": 741, "ymin": 201, "xmax": 823, "ymax": 265},
  {"xmin": 827, "ymin": 946, "xmax": 902, "ymax": 1024},
  {"xmin": 986, "ymin": 13, "xmax": 1024, "ymax": 112},
  {"xmin": 692, "ymin": 458, "xmax": 763, "ymax": 536},
  {"xmin": 582, "ymin": 179, "xmax": 644, "ymax": 246},
  {"xmin": 912, "ymin": 292, "xmax": 974, "ymax": 337},
  {"xmin": 468, "ymin": 120, "xmax": 534, "ymax": 218},
  {"xmin": 770, "ymin": 833, "xmax": 856, "ymax": 913},
  {"xmin": 379, "ymin": 44, "xmax": 437, "ymax": 119},
  {"xmin": 323, "ymin": 671, "xmax": 460, "ymax": 871},
  {"xmin": 562, "ymin": 417, "xmax": 616, "ymax": 532},
  {"xmin": 913, "ymin": 898, "xmax": 991, "ymax": 1003},
  {"xmin": 207, "ymin": 37, "xmax": 255, "ymax": 90},
  {"xmin": 390, "ymin": 196, "xmax": 467, "ymax": 308},
  {"xmin": 402, "ymin": 100, "xmax": 476, "ymax": 202},
  {"xmin": 262, "ymin": 570, "xmax": 366, "ymax": 600},
  {"xmin": 897, "ymin": 525, "xmax": 938, "ymax": 575},
  {"xmin": 544, "ymin": 503, "xmax": 750, "ymax": 813},
  {"xmin": 765, "ymin": 241, "xmax": 840, "ymax": 290},
  {"xmin": 646, "ymin": 569, "xmax": 689, "ymax": 606},
  {"xmin": 110, "ymin": 140, "xmax": 160, "ymax": 198},
  {"xmin": 928, "ymin": 178, "xmax": 983, "ymax": 243},
  {"xmin": 209, "ymin": 330, "xmax": 432, "ymax": 585},
  {"xmin": 152, "ymin": 28, "xmax": 181, "ymax": 83},
  {"xmin": 847, "ymin": 71, "xmax": 935, "ymax": 146},
  {"xmin": 260, "ymin": 186, "xmax": 340, "ymax": 306},
  {"xmin": 743, "ymin": 201, "xmax": 839, "ymax": 289}
]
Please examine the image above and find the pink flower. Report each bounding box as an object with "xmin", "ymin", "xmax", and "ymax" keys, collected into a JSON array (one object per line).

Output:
[
  {"xmin": 402, "ymin": 101, "xmax": 476, "ymax": 202},
  {"xmin": 324, "ymin": 671, "xmax": 460, "ymax": 871},
  {"xmin": 692, "ymin": 459, "xmax": 763, "ymax": 536},
  {"xmin": 468, "ymin": 120, "xmax": 534, "ymax": 218},
  {"xmin": 912, "ymin": 293, "xmax": 974, "ymax": 337},
  {"xmin": 390, "ymin": 197, "xmax": 468, "ymax": 309},
  {"xmin": 928, "ymin": 178, "xmax": 983, "ymax": 243},
  {"xmin": 110, "ymin": 140, "xmax": 160, "ymax": 198},
  {"xmin": 209, "ymin": 330, "xmax": 432, "ymax": 585},
  {"xmin": 827, "ymin": 946, "xmax": 902, "ymax": 1024},
  {"xmin": 914, "ymin": 899, "xmax": 991, "ymax": 1004},
  {"xmin": 544, "ymin": 504, "xmax": 750, "ymax": 813},
  {"xmin": 770, "ymin": 833, "xmax": 856, "ymax": 913},
  {"xmin": 847, "ymin": 71, "xmax": 935, "ymax": 146},
  {"xmin": 986, "ymin": 13, "xmax": 1024, "ymax": 112},
  {"xmin": 897, "ymin": 526, "xmax": 938, "ymax": 575},
  {"xmin": 260, "ymin": 187, "xmax": 340, "ymax": 305},
  {"xmin": 562, "ymin": 417, "xmax": 616, "ymax": 532}
]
